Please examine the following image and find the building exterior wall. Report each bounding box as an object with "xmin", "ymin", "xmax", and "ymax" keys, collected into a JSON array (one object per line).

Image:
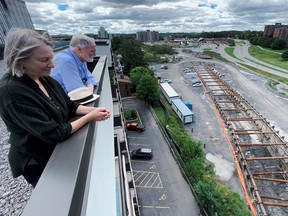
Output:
[
  {"xmin": 264, "ymin": 23, "xmax": 288, "ymax": 40},
  {"xmin": 263, "ymin": 25, "xmax": 275, "ymax": 37},
  {"xmin": 136, "ymin": 30, "xmax": 159, "ymax": 42},
  {"xmin": 273, "ymin": 28, "xmax": 283, "ymax": 38},
  {"xmin": 98, "ymin": 27, "xmax": 109, "ymax": 39},
  {"xmin": 118, "ymin": 81, "xmax": 131, "ymax": 98},
  {"xmin": 0, "ymin": 0, "xmax": 34, "ymax": 45}
]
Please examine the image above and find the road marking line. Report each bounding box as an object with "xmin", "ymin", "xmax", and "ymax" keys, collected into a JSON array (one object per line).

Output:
[
  {"xmin": 131, "ymin": 160, "xmax": 155, "ymax": 163},
  {"xmin": 133, "ymin": 170, "xmax": 163, "ymax": 188},
  {"xmin": 134, "ymin": 171, "xmax": 146, "ymax": 182},
  {"xmin": 159, "ymin": 194, "xmax": 167, "ymax": 200},
  {"xmin": 138, "ymin": 172, "xmax": 151, "ymax": 186},
  {"xmin": 127, "ymin": 136, "xmax": 147, "ymax": 139},
  {"xmin": 144, "ymin": 172, "xmax": 156, "ymax": 187},
  {"xmin": 129, "ymin": 143, "xmax": 150, "ymax": 146},
  {"xmin": 140, "ymin": 205, "xmax": 170, "ymax": 209}
]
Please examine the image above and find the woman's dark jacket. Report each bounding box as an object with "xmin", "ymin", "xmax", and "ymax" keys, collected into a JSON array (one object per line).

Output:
[{"xmin": 0, "ymin": 72, "xmax": 79, "ymax": 178}]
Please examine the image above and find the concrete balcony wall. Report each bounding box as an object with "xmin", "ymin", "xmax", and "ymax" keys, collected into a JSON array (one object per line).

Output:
[{"xmin": 22, "ymin": 56, "xmax": 116, "ymax": 216}]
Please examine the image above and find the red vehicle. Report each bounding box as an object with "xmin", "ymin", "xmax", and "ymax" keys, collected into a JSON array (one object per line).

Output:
[{"xmin": 126, "ymin": 123, "xmax": 145, "ymax": 132}]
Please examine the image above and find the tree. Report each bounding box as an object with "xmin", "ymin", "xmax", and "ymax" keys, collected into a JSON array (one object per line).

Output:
[
  {"xmin": 130, "ymin": 66, "xmax": 154, "ymax": 89},
  {"xmin": 271, "ymin": 39, "xmax": 286, "ymax": 50},
  {"xmin": 119, "ymin": 38, "xmax": 147, "ymax": 75},
  {"xmin": 136, "ymin": 74, "xmax": 159, "ymax": 105},
  {"xmin": 262, "ymin": 37, "xmax": 274, "ymax": 48},
  {"xmin": 281, "ymin": 50, "xmax": 288, "ymax": 61},
  {"xmin": 111, "ymin": 35, "xmax": 122, "ymax": 51},
  {"xmin": 111, "ymin": 35, "xmax": 148, "ymax": 75},
  {"xmin": 227, "ymin": 39, "xmax": 235, "ymax": 46}
]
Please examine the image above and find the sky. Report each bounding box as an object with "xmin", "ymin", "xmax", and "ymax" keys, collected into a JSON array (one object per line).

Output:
[{"xmin": 24, "ymin": 0, "xmax": 288, "ymax": 35}]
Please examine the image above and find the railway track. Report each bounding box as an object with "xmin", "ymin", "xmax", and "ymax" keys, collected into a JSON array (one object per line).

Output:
[{"xmin": 195, "ymin": 64, "xmax": 288, "ymax": 216}]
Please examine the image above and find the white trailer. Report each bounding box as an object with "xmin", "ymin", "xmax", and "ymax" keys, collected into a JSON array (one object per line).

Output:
[
  {"xmin": 171, "ymin": 98, "xmax": 193, "ymax": 124},
  {"xmin": 160, "ymin": 83, "xmax": 180, "ymax": 104}
]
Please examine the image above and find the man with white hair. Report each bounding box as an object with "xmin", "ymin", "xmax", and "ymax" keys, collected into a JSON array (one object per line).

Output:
[{"xmin": 51, "ymin": 34, "xmax": 98, "ymax": 93}]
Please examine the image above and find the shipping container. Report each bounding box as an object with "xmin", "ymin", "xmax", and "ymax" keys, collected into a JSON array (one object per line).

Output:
[
  {"xmin": 160, "ymin": 83, "xmax": 180, "ymax": 104},
  {"xmin": 171, "ymin": 99, "xmax": 193, "ymax": 124}
]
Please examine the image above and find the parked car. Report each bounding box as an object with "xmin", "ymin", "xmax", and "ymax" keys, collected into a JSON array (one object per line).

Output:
[
  {"xmin": 192, "ymin": 83, "xmax": 202, "ymax": 87},
  {"xmin": 183, "ymin": 68, "xmax": 192, "ymax": 73},
  {"xmin": 192, "ymin": 81, "xmax": 201, "ymax": 85},
  {"xmin": 131, "ymin": 148, "xmax": 153, "ymax": 159},
  {"xmin": 161, "ymin": 78, "xmax": 172, "ymax": 83},
  {"xmin": 160, "ymin": 65, "xmax": 168, "ymax": 69},
  {"xmin": 126, "ymin": 123, "xmax": 145, "ymax": 132}
]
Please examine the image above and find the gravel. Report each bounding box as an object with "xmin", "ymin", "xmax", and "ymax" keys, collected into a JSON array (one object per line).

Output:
[
  {"xmin": 0, "ymin": 60, "xmax": 32, "ymax": 216},
  {"xmin": 0, "ymin": 118, "xmax": 33, "ymax": 216}
]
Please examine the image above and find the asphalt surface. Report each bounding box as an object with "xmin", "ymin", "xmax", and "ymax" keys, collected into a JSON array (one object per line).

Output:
[
  {"xmin": 155, "ymin": 45, "xmax": 288, "ymax": 216},
  {"xmin": 155, "ymin": 61, "xmax": 245, "ymax": 197},
  {"xmin": 123, "ymin": 98, "xmax": 201, "ymax": 216}
]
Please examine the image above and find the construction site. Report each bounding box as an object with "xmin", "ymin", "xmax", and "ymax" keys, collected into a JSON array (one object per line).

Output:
[{"xmin": 194, "ymin": 64, "xmax": 288, "ymax": 216}]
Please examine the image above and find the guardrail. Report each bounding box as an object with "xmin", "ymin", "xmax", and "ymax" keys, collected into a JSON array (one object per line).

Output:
[{"xmin": 22, "ymin": 56, "xmax": 116, "ymax": 216}]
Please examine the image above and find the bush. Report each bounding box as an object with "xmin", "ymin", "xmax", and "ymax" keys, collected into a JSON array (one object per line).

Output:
[
  {"xmin": 281, "ymin": 50, "xmax": 288, "ymax": 61},
  {"xmin": 271, "ymin": 39, "xmax": 286, "ymax": 50}
]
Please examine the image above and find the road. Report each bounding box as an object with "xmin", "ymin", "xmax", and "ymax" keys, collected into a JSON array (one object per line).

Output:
[
  {"xmin": 123, "ymin": 98, "xmax": 201, "ymax": 216},
  {"xmin": 212, "ymin": 41, "xmax": 288, "ymax": 78}
]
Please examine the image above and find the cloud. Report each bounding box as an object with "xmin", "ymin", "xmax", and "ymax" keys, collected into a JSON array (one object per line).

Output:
[{"xmin": 24, "ymin": 0, "xmax": 288, "ymax": 35}]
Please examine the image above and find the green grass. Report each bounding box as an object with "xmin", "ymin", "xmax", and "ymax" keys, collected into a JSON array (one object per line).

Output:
[
  {"xmin": 236, "ymin": 62, "xmax": 288, "ymax": 85},
  {"xmin": 235, "ymin": 40, "xmax": 246, "ymax": 46},
  {"xmin": 248, "ymin": 45, "xmax": 288, "ymax": 70},
  {"xmin": 203, "ymin": 51, "xmax": 229, "ymax": 62},
  {"xmin": 243, "ymin": 57, "xmax": 286, "ymax": 73},
  {"xmin": 222, "ymin": 44, "xmax": 288, "ymax": 93},
  {"xmin": 225, "ymin": 47, "xmax": 243, "ymax": 61},
  {"xmin": 203, "ymin": 47, "xmax": 212, "ymax": 51},
  {"xmin": 259, "ymin": 47, "xmax": 286, "ymax": 54},
  {"xmin": 123, "ymin": 109, "xmax": 141, "ymax": 124}
]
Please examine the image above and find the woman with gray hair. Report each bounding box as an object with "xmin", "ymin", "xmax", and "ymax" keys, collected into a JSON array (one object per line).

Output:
[
  {"xmin": 0, "ymin": 28, "xmax": 110, "ymax": 187},
  {"xmin": 51, "ymin": 34, "xmax": 98, "ymax": 93}
]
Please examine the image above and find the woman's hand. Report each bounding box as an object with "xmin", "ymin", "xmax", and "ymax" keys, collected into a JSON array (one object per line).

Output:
[
  {"xmin": 71, "ymin": 106, "xmax": 111, "ymax": 133},
  {"xmin": 87, "ymin": 107, "xmax": 111, "ymax": 121}
]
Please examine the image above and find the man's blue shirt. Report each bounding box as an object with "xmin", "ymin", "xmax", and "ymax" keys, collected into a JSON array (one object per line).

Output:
[{"xmin": 51, "ymin": 49, "xmax": 97, "ymax": 93}]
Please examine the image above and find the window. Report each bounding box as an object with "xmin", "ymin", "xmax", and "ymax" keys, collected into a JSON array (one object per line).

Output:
[{"xmin": 0, "ymin": 0, "xmax": 8, "ymax": 10}]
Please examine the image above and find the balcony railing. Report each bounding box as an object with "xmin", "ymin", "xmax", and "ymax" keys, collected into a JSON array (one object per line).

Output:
[{"xmin": 22, "ymin": 56, "xmax": 116, "ymax": 216}]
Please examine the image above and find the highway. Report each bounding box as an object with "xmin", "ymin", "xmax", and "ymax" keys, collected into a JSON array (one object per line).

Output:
[{"xmin": 207, "ymin": 40, "xmax": 288, "ymax": 79}]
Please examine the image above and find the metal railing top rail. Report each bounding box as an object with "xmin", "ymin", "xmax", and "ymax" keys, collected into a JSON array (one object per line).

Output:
[{"xmin": 22, "ymin": 56, "xmax": 116, "ymax": 216}]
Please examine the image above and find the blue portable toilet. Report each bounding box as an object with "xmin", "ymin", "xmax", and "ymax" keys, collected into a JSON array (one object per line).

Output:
[{"xmin": 185, "ymin": 102, "xmax": 193, "ymax": 110}]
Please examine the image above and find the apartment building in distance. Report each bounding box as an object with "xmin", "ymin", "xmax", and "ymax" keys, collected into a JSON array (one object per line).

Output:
[
  {"xmin": 264, "ymin": 23, "xmax": 288, "ymax": 40},
  {"xmin": 136, "ymin": 30, "xmax": 159, "ymax": 42},
  {"xmin": 98, "ymin": 27, "xmax": 109, "ymax": 39}
]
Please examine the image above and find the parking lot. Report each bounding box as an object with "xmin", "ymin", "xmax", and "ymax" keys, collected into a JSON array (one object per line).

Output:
[
  {"xmin": 123, "ymin": 98, "xmax": 201, "ymax": 216},
  {"xmin": 151, "ymin": 48, "xmax": 288, "ymax": 216}
]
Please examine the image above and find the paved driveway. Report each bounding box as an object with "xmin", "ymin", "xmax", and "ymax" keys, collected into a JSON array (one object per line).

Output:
[{"xmin": 123, "ymin": 98, "xmax": 201, "ymax": 216}]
